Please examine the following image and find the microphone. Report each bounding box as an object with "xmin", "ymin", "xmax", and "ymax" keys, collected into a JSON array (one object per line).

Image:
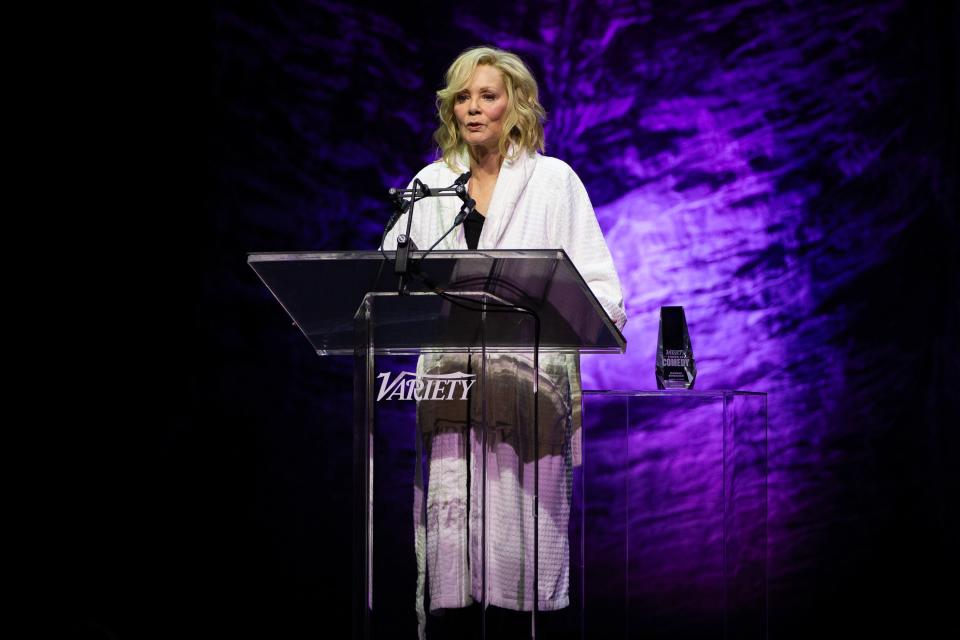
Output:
[
  {"xmin": 454, "ymin": 170, "xmax": 471, "ymax": 187},
  {"xmin": 384, "ymin": 185, "xmax": 429, "ymax": 233},
  {"xmin": 453, "ymin": 171, "xmax": 471, "ymax": 203},
  {"xmin": 384, "ymin": 190, "xmax": 409, "ymax": 233}
]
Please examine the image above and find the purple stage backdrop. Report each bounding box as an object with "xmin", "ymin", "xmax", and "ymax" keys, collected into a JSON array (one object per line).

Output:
[{"xmin": 66, "ymin": 1, "xmax": 956, "ymax": 638}]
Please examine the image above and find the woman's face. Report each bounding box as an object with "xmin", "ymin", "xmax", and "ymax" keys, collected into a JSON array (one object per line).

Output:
[{"xmin": 453, "ymin": 64, "xmax": 509, "ymax": 154}]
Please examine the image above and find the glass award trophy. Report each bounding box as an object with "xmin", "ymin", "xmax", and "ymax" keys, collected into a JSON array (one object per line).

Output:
[{"xmin": 656, "ymin": 306, "xmax": 696, "ymax": 389}]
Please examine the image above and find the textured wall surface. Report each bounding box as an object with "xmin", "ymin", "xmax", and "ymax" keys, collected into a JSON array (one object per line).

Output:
[{"xmin": 66, "ymin": 1, "xmax": 957, "ymax": 638}]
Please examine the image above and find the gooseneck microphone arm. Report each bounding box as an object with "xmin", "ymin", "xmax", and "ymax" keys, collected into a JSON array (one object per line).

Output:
[
  {"xmin": 425, "ymin": 193, "xmax": 477, "ymax": 254},
  {"xmin": 393, "ymin": 177, "xmax": 425, "ymax": 291},
  {"xmin": 384, "ymin": 171, "xmax": 472, "ymax": 294}
]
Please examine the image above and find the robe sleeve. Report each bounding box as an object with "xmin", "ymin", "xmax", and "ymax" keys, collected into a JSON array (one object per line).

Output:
[{"xmin": 555, "ymin": 165, "xmax": 628, "ymax": 332}]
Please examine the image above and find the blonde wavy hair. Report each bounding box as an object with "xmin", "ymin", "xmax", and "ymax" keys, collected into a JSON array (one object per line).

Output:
[{"xmin": 434, "ymin": 46, "xmax": 546, "ymax": 171}]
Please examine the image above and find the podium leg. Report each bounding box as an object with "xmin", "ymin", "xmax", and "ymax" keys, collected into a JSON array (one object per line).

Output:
[{"xmin": 353, "ymin": 300, "xmax": 373, "ymax": 640}]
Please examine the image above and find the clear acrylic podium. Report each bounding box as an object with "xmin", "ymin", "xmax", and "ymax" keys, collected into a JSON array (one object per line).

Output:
[{"xmin": 249, "ymin": 250, "xmax": 626, "ymax": 640}]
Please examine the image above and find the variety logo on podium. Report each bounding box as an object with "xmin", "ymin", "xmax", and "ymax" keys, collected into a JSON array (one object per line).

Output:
[{"xmin": 376, "ymin": 371, "xmax": 476, "ymax": 401}]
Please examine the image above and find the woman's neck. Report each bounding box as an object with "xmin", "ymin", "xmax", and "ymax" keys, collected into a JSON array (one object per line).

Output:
[{"xmin": 469, "ymin": 145, "xmax": 503, "ymax": 179}]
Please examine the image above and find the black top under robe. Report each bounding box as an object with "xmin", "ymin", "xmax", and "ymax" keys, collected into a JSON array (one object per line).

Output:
[{"xmin": 463, "ymin": 209, "xmax": 485, "ymax": 250}]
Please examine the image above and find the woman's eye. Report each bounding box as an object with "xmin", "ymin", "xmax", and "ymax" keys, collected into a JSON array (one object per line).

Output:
[
  {"xmin": 456, "ymin": 94, "xmax": 468, "ymax": 102},
  {"xmin": 483, "ymin": 94, "xmax": 496, "ymax": 101}
]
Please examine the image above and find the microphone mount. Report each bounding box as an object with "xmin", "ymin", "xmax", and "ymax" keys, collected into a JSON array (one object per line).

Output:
[{"xmin": 386, "ymin": 172, "xmax": 472, "ymax": 294}]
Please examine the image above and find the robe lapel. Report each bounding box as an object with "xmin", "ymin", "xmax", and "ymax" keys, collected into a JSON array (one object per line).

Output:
[
  {"xmin": 477, "ymin": 150, "xmax": 537, "ymax": 249},
  {"xmin": 446, "ymin": 153, "xmax": 471, "ymax": 250}
]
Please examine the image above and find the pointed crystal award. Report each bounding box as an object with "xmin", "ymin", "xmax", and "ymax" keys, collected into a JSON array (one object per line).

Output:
[{"xmin": 656, "ymin": 306, "xmax": 696, "ymax": 389}]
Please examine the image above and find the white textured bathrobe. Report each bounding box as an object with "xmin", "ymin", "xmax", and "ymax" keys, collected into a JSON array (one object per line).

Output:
[{"xmin": 384, "ymin": 150, "xmax": 626, "ymax": 627}]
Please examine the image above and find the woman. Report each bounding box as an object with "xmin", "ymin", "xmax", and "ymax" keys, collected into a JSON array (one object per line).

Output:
[{"xmin": 383, "ymin": 46, "xmax": 626, "ymax": 635}]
